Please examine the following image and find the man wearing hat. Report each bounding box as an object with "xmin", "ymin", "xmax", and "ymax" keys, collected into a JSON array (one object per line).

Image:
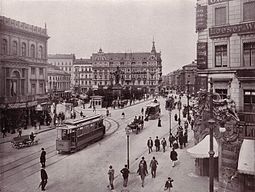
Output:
[
  {"xmin": 164, "ymin": 177, "xmax": 174, "ymax": 191},
  {"xmin": 107, "ymin": 165, "xmax": 115, "ymax": 190},
  {"xmin": 40, "ymin": 167, "xmax": 48, "ymax": 191}
]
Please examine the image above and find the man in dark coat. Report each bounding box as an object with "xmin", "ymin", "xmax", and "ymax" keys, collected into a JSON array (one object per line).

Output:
[
  {"xmin": 168, "ymin": 133, "xmax": 175, "ymax": 148},
  {"xmin": 40, "ymin": 148, "xmax": 46, "ymax": 168},
  {"xmin": 170, "ymin": 148, "xmax": 178, "ymax": 167},
  {"xmin": 40, "ymin": 168, "xmax": 48, "ymax": 191},
  {"xmin": 161, "ymin": 138, "xmax": 167, "ymax": 152},
  {"xmin": 120, "ymin": 164, "xmax": 130, "ymax": 187},
  {"xmin": 147, "ymin": 137, "xmax": 153, "ymax": 154},
  {"xmin": 155, "ymin": 136, "xmax": 160, "ymax": 152},
  {"xmin": 164, "ymin": 177, "xmax": 174, "ymax": 191},
  {"xmin": 149, "ymin": 156, "xmax": 158, "ymax": 178}
]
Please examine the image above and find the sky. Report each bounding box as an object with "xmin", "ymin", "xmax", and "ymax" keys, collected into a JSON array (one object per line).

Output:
[{"xmin": 1, "ymin": 0, "xmax": 197, "ymax": 74}]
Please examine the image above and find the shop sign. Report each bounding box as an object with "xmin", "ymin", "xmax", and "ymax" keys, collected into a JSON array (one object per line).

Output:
[
  {"xmin": 209, "ymin": 22, "xmax": 255, "ymax": 37},
  {"xmin": 208, "ymin": 0, "xmax": 232, "ymax": 5},
  {"xmin": 8, "ymin": 102, "xmax": 26, "ymax": 109},
  {"xmin": 196, "ymin": 5, "xmax": 207, "ymax": 32},
  {"xmin": 197, "ymin": 42, "xmax": 208, "ymax": 69}
]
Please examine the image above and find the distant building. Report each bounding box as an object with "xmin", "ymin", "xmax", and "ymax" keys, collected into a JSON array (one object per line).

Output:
[
  {"xmin": 46, "ymin": 64, "xmax": 71, "ymax": 99},
  {"xmin": 48, "ymin": 54, "xmax": 75, "ymax": 88},
  {"xmin": 0, "ymin": 16, "xmax": 49, "ymax": 131},
  {"xmin": 73, "ymin": 58, "xmax": 93, "ymax": 93},
  {"xmin": 91, "ymin": 41, "xmax": 162, "ymax": 93}
]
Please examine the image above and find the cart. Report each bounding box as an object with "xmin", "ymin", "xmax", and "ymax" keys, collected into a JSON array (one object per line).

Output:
[{"xmin": 11, "ymin": 135, "xmax": 39, "ymax": 149}]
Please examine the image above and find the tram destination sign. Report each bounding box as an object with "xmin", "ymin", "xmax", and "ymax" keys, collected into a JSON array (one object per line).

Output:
[{"xmin": 209, "ymin": 22, "xmax": 255, "ymax": 37}]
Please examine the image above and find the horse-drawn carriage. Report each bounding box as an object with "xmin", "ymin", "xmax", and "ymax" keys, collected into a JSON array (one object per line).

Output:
[
  {"xmin": 127, "ymin": 117, "xmax": 144, "ymax": 134},
  {"xmin": 11, "ymin": 135, "xmax": 39, "ymax": 149}
]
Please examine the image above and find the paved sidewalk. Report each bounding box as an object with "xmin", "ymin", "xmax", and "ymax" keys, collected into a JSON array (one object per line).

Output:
[{"xmin": 0, "ymin": 124, "xmax": 55, "ymax": 144}]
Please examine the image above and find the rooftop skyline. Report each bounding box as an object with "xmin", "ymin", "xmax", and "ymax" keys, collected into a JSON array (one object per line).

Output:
[{"xmin": 1, "ymin": 0, "xmax": 197, "ymax": 74}]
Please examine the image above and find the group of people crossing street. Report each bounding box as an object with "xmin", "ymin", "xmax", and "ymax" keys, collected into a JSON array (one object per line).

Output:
[{"xmin": 147, "ymin": 136, "xmax": 168, "ymax": 153}]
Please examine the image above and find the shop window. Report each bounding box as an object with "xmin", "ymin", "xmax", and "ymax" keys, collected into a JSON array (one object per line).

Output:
[
  {"xmin": 215, "ymin": 7, "xmax": 226, "ymax": 26},
  {"xmin": 21, "ymin": 42, "xmax": 26, "ymax": 56},
  {"xmin": 39, "ymin": 83, "xmax": 44, "ymax": 94},
  {"xmin": 12, "ymin": 41, "xmax": 18, "ymax": 55},
  {"xmin": 215, "ymin": 89, "xmax": 228, "ymax": 99},
  {"xmin": 39, "ymin": 68, "xmax": 43, "ymax": 75},
  {"xmin": 244, "ymin": 90, "xmax": 255, "ymax": 112},
  {"xmin": 31, "ymin": 67, "xmax": 36, "ymax": 75},
  {"xmin": 243, "ymin": 1, "xmax": 255, "ymax": 22},
  {"xmin": 31, "ymin": 44, "xmax": 35, "ymax": 58},
  {"xmin": 31, "ymin": 83, "xmax": 36, "ymax": 95},
  {"xmin": 2, "ymin": 39, "xmax": 8, "ymax": 55},
  {"xmin": 215, "ymin": 45, "xmax": 227, "ymax": 67},
  {"xmin": 243, "ymin": 42, "xmax": 255, "ymax": 67}
]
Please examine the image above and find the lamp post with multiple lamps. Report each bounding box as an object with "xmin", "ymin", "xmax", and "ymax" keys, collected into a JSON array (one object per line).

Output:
[{"xmin": 208, "ymin": 78, "xmax": 216, "ymax": 192}]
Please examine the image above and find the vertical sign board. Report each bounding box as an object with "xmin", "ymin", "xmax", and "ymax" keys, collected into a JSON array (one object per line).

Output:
[
  {"xmin": 196, "ymin": 5, "xmax": 207, "ymax": 32},
  {"xmin": 197, "ymin": 42, "xmax": 208, "ymax": 69}
]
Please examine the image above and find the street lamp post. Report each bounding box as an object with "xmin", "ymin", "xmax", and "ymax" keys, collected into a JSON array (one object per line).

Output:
[
  {"xmin": 187, "ymin": 81, "xmax": 190, "ymax": 122},
  {"xmin": 177, "ymin": 95, "xmax": 182, "ymax": 126},
  {"xmin": 208, "ymin": 78, "xmax": 215, "ymax": 192},
  {"xmin": 125, "ymin": 127, "xmax": 130, "ymax": 169}
]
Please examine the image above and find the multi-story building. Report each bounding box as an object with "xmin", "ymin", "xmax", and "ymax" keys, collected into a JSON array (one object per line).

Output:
[
  {"xmin": 46, "ymin": 64, "xmax": 71, "ymax": 99},
  {"xmin": 195, "ymin": 0, "xmax": 255, "ymax": 191},
  {"xmin": 0, "ymin": 16, "xmax": 49, "ymax": 131},
  {"xmin": 73, "ymin": 58, "xmax": 93, "ymax": 93},
  {"xmin": 91, "ymin": 41, "xmax": 162, "ymax": 93},
  {"xmin": 48, "ymin": 54, "xmax": 75, "ymax": 88}
]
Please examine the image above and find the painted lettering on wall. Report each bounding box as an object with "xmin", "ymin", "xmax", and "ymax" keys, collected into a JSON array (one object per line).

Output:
[
  {"xmin": 209, "ymin": 22, "xmax": 255, "ymax": 37},
  {"xmin": 208, "ymin": 0, "xmax": 232, "ymax": 5}
]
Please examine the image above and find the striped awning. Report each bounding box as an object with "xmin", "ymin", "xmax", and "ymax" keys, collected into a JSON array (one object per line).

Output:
[
  {"xmin": 238, "ymin": 139, "xmax": 255, "ymax": 175},
  {"xmin": 187, "ymin": 135, "xmax": 218, "ymax": 158}
]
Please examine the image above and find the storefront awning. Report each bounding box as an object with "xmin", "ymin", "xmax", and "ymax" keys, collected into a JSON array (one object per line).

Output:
[
  {"xmin": 187, "ymin": 135, "xmax": 218, "ymax": 158},
  {"xmin": 238, "ymin": 139, "xmax": 255, "ymax": 175}
]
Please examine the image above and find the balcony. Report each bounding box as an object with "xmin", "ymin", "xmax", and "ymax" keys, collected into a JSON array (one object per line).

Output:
[{"xmin": 238, "ymin": 112, "xmax": 255, "ymax": 124}]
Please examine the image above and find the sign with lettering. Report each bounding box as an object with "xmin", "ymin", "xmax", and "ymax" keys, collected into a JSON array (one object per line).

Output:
[
  {"xmin": 197, "ymin": 42, "xmax": 208, "ymax": 69},
  {"xmin": 208, "ymin": 0, "xmax": 231, "ymax": 5},
  {"xmin": 196, "ymin": 5, "xmax": 207, "ymax": 31},
  {"xmin": 209, "ymin": 22, "xmax": 255, "ymax": 37}
]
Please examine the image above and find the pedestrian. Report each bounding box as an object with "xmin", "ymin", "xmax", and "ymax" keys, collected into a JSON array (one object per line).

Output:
[
  {"xmin": 106, "ymin": 109, "xmax": 109, "ymax": 117},
  {"xmin": 147, "ymin": 137, "xmax": 153, "ymax": 154},
  {"xmin": 120, "ymin": 164, "xmax": 129, "ymax": 187},
  {"xmin": 179, "ymin": 131, "xmax": 184, "ymax": 149},
  {"xmin": 107, "ymin": 165, "xmax": 114, "ymax": 190},
  {"xmin": 183, "ymin": 131, "xmax": 188, "ymax": 148},
  {"xmin": 161, "ymin": 138, "xmax": 167, "ymax": 152},
  {"xmin": 40, "ymin": 167, "xmax": 48, "ymax": 191},
  {"xmin": 141, "ymin": 108, "xmax": 144, "ymax": 114},
  {"xmin": 149, "ymin": 156, "xmax": 158, "ymax": 178},
  {"xmin": 18, "ymin": 128, "xmax": 22, "ymax": 137},
  {"xmin": 155, "ymin": 136, "xmax": 160, "ymax": 152},
  {"xmin": 139, "ymin": 157, "xmax": 148, "ymax": 172},
  {"xmin": 168, "ymin": 133, "xmax": 175, "ymax": 148},
  {"xmin": 80, "ymin": 111, "xmax": 83, "ymax": 117},
  {"xmin": 137, "ymin": 162, "xmax": 148, "ymax": 187},
  {"xmin": 190, "ymin": 119, "xmax": 194, "ymax": 130},
  {"xmin": 170, "ymin": 148, "xmax": 178, "ymax": 167},
  {"xmin": 164, "ymin": 177, "xmax": 174, "ymax": 191},
  {"xmin": 30, "ymin": 132, "xmax": 35, "ymax": 142},
  {"xmin": 174, "ymin": 114, "xmax": 178, "ymax": 121},
  {"xmin": 158, "ymin": 117, "xmax": 162, "ymax": 127},
  {"xmin": 121, "ymin": 112, "xmax": 125, "ymax": 119},
  {"xmin": 40, "ymin": 148, "xmax": 46, "ymax": 168},
  {"xmin": 184, "ymin": 120, "xmax": 188, "ymax": 130},
  {"xmin": 2, "ymin": 127, "xmax": 7, "ymax": 138}
]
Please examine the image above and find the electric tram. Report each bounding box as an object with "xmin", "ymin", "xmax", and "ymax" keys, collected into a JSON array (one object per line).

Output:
[
  {"xmin": 145, "ymin": 99, "xmax": 161, "ymax": 120},
  {"xmin": 56, "ymin": 114, "xmax": 105, "ymax": 153}
]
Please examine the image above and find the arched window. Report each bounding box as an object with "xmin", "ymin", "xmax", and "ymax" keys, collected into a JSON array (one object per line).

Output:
[
  {"xmin": 12, "ymin": 41, "xmax": 18, "ymax": 55},
  {"xmin": 21, "ymin": 42, "xmax": 26, "ymax": 56},
  {"xmin": 31, "ymin": 44, "xmax": 35, "ymax": 58},
  {"xmin": 38, "ymin": 45, "xmax": 43, "ymax": 59},
  {"xmin": 2, "ymin": 39, "xmax": 8, "ymax": 54}
]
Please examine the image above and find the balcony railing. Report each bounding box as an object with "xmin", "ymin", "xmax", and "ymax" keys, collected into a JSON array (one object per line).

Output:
[{"xmin": 238, "ymin": 112, "xmax": 255, "ymax": 124}]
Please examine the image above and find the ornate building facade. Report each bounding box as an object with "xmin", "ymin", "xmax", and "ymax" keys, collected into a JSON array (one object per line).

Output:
[
  {"xmin": 73, "ymin": 58, "xmax": 93, "ymax": 93},
  {"xmin": 195, "ymin": 0, "xmax": 255, "ymax": 191},
  {"xmin": 91, "ymin": 41, "xmax": 162, "ymax": 93},
  {"xmin": 0, "ymin": 16, "xmax": 49, "ymax": 131}
]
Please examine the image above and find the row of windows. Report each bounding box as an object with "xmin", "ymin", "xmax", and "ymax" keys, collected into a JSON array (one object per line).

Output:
[
  {"xmin": 75, "ymin": 67, "xmax": 92, "ymax": 72},
  {"xmin": 94, "ymin": 74, "xmax": 155, "ymax": 79},
  {"xmin": 60, "ymin": 67, "xmax": 72, "ymax": 72},
  {"xmin": 49, "ymin": 76, "xmax": 70, "ymax": 81},
  {"xmin": 50, "ymin": 61, "xmax": 72, "ymax": 66},
  {"xmin": 76, "ymin": 80, "xmax": 92, "ymax": 85},
  {"xmin": 214, "ymin": 1, "xmax": 255, "ymax": 26},
  {"xmin": 214, "ymin": 42, "xmax": 255, "ymax": 67},
  {"xmin": 93, "ymin": 68, "xmax": 156, "ymax": 73},
  {"xmin": 94, "ymin": 80, "xmax": 156, "ymax": 86},
  {"xmin": 1, "ymin": 39, "xmax": 44, "ymax": 59}
]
